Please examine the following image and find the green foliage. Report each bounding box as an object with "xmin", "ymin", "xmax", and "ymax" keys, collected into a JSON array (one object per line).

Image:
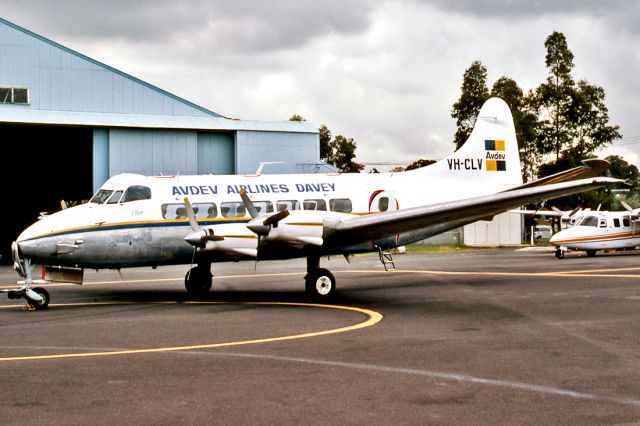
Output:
[
  {"xmin": 329, "ymin": 135, "xmax": 364, "ymax": 173},
  {"xmin": 490, "ymin": 77, "xmax": 539, "ymax": 182},
  {"xmin": 318, "ymin": 124, "xmax": 333, "ymax": 163},
  {"xmin": 451, "ymin": 30, "xmax": 622, "ymax": 188},
  {"xmin": 451, "ymin": 60, "xmax": 490, "ymax": 150},
  {"xmin": 405, "ymin": 158, "xmax": 436, "ymax": 171},
  {"xmin": 289, "ymin": 116, "xmax": 363, "ymax": 173}
]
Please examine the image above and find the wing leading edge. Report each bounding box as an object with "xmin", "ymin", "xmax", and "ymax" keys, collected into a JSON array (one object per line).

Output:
[{"xmin": 322, "ymin": 177, "xmax": 622, "ymax": 247}]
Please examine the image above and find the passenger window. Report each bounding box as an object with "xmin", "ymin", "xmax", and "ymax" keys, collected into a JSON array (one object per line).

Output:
[
  {"xmin": 122, "ymin": 185, "xmax": 151, "ymax": 202},
  {"xmin": 303, "ymin": 199, "xmax": 327, "ymax": 211},
  {"xmin": 201, "ymin": 203, "xmax": 217, "ymax": 218},
  {"xmin": 276, "ymin": 200, "xmax": 300, "ymax": 212},
  {"xmin": 624, "ymin": 217, "xmax": 631, "ymax": 227},
  {"xmin": 254, "ymin": 201, "xmax": 274, "ymax": 214},
  {"xmin": 614, "ymin": 218, "xmax": 621, "ymax": 227},
  {"xmin": 175, "ymin": 207, "xmax": 187, "ymax": 219},
  {"xmin": 330, "ymin": 198, "xmax": 353, "ymax": 213},
  {"xmin": 221, "ymin": 202, "xmax": 247, "ymax": 217},
  {"xmin": 106, "ymin": 190, "xmax": 124, "ymax": 204},
  {"xmin": 378, "ymin": 197, "xmax": 389, "ymax": 212}
]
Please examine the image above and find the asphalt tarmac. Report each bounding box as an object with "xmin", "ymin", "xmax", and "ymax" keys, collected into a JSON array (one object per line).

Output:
[{"xmin": 1, "ymin": 247, "xmax": 640, "ymax": 425}]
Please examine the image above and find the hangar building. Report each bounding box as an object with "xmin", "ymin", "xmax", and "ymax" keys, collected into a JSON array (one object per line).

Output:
[{"xmin": 0, "ymin": 18, "xmax": 324, "ymax": 261}]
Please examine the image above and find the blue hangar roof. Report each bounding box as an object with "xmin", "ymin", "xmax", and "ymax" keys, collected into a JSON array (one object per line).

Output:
[{"xmin": 0, "ymin": 17, "xmax": 317, "ymax": 134}]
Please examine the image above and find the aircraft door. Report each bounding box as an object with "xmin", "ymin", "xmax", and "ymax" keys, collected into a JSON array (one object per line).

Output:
[{"xmin": 368, "ymin": 190, "xmax": 399, "ymax": 213}]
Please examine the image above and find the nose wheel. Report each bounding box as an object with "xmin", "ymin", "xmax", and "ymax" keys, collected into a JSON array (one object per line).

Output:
[{"xmin": 4, "ymin": 251, "xmax": 51, "ymax": 310}]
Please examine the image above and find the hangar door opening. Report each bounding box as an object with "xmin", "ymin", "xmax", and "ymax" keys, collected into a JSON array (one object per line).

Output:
[{"xmin": 0, "ymin": 124, "xmax": 93, "ymax": 263}]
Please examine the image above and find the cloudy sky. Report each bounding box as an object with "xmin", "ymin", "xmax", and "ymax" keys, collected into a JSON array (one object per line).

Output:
[{"xmin": 3, "ymin": 1, "xmax": 640, "ymax": 169}]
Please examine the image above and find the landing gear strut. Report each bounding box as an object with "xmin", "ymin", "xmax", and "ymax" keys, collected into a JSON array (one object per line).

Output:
[
  {"xmin": 185, "ymin": 264, "xmax": 213, "ymax": 296},
  {"xmin": 305, "ymin": 256, "xmax": 336, "ymax": 298},
  {"xmin": 3, "ymin": 248, "xmax": 50, "ymax": 310}
]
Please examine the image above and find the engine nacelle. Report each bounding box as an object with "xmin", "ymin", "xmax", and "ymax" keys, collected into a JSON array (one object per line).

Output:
[
  {"xmin": 197, "ymin": 223, "xmax": 258, "ymax": 258},
  {"xmin": 259, "ymin": 210, "xmax": 351, "ymax": 247}
]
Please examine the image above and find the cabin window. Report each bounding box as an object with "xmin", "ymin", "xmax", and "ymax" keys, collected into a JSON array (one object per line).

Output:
[
  {"xmin": 614, "ymin": 218, "xmax": 621, "ymax": 227},
  {"xmin": 122, "ymin": 185, "xmax": 152, "ymax": 202},
  {"xmin": 276, "ymin": 200, "xmax": 300, "ymax": 212},
  {"xmin": 578, "ymin": 216, "xmax": 598, "ymax": 227},
  {"xmin": 220, "ymin": 202, "xmax": 247, "ymax": 217},
  {"xmin": 161, "ymin": 202, "xmax": 217, "ymax": 219},
  {"xmin": 378, "ymin": 197, "xmax": 389, "ymax": 212},
  {"xmin": 624, "ymin": 217, "xmax": 631, "ymax": 227},
  {"xmin": 90, "ymin": 189, "xmax": 113, "ymax": 204},
  {"xmin": 303, "ymin": 199, "xmax": 327, "ymax": 211},
  {"xmin": 330, "ymin": 198, "xmax": 353, "ymax": 213},
  {"xmin": 598, "ymin": 219, "xmax": 607, "ymax": 228},
  {"xmin": 106, "ymin": 190, "xmax": 124, "ymax": 204},
  {"xmin": 254, "ymin": 201, "xmax": 274, "ymax": 215}
]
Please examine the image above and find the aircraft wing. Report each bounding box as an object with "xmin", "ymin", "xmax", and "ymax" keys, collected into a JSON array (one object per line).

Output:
[
  {"xmin": 322, "ymin": 177, "xmax": 621, "ymax": 246},
  {"xmin": 508, "ymin": 158, "xmax": 609, "ymax": 190},
  {"xmin": 508, "ymin": 209, "xmax": 563, "ymax": 217}
]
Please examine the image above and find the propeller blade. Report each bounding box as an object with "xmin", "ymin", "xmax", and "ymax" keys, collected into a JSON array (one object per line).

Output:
[
  {"xmin": 263, "ymin": 209, "xmax": 290, "ymax": 226},
  {"xmin": 621, "ymin": 200, "xmax": 634, "ymax": 212},
  {"xmin": 550, "ymin": 206, "xmax": 564, "ymax": 215},
  {"xmin": 183, "ymin": 197, "xmax": 200, "ymax": 232},
  {"xmin": 239, "ymin": 189, "xmax": 259, "ymax": 219},
  {"xmin": 568, "ymin": 206, "xmax": 582, "ymax": 217}
]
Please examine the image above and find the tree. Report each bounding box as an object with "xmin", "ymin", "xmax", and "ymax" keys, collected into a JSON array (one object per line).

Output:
[
  {"xmin": 569, "ymin": 80, "xmax": 621, "ymax": 159},
  {"xmin": 606, "ymin": 155, "xmax": 640, "ymax": 209},
  {"xmin": 451, "ymin": 60, "xmax": 490, "ymax": 150},
  {"xmin": 535, "ymin": 31, "xmax": 576, "ymax": 161},
  {"xmin": 289, "ymin": 115, "xmax": 363, "ymax": 173},
  {"xmin": 288, "ymin": 114, "xmax": 306, "ymax": 122},
  {"xmin": 405, "ymin": 159, "xmax": 436, "ymax": 171},
  {"xmin": 490, "ymin": 77, "xmax": 539, "ymax": 182},
  {"xmin": 318, "ymin": 124, "xmax": 333, "ymax": 163},
  {"xmin": 330, "ymin": 135, "xmax": 364, "ymax": 173}
]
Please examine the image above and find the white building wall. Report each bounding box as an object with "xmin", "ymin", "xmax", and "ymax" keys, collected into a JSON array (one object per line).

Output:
[{"xmin": 463, "ymin": 212, "xmax": 523, "ymax": 246}]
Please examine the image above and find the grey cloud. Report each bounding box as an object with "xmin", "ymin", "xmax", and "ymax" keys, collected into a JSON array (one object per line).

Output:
[{"xmin": 2, "ymin": 0, "xmax": 377, "ymax": 52}]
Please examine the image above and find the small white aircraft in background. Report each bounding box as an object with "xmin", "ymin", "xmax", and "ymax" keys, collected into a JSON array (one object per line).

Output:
[
  {"xmin": 5, "ymin": 98, "xmax": 621, "ymax": 309},
  {"xmin": 550, "ymin": 200, "xmax": 640, "ymax": 258}
]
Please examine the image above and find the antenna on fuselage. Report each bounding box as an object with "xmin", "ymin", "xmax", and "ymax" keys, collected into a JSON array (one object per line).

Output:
[{"xmin": 255, "ymin": 162, "xmax": 285, "ymax": 176}]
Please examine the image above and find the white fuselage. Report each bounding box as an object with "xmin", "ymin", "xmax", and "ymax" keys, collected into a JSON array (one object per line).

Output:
[
  {"xmin": 550, "ymin": 211, "xmax": 640, "ymax": 252},
  {"xmin": 15, "ymin": 169, "xmax": 518, "ymax": 268}
]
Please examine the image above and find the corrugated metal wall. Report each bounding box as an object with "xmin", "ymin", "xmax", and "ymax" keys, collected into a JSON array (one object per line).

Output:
[
  {"xmin": 197, "ymin": 132, "xmax": 235, "ymax": 174},
  {"xmin": 109, "ymin": 129, "xmax": 198, "ymax": 175},
  {"xmin": 235, "ymin": 130, "xmax": 319, "ymax": 174},
  {"xmin": 108, "ymin": 129, "xmax": 238, "ymax": 176},
  {"xmin": 0, "ymin": 19, "xmax": 215, "ymax": 117}
]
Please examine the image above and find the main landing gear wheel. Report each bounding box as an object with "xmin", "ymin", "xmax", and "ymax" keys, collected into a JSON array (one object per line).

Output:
[
  {"xmin": 305, "ymin": 268, "xmax": 336, "ymax": 299},
  {"xmin": 25, "ymin": 287, "xmax": 50, "ymax": 310},
  {"xmin": 185, "ymin": 266, "xmax": 213, "ymax": 296},
  {"xmin": 586, "ymin": 250, "xmax": 597, "ymax": 257},
  {"xmin": 555, "ymin": 248, "xmax": 565, "ymax": 259}
]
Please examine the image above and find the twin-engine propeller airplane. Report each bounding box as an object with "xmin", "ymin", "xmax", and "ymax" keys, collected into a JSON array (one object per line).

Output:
[
  {"xmin": 5, "ymin": 98, "xmax": 621, "ymax": 309},
  {"xmin": 550, "ymin": 201, "xmax": 640, "ymax": 259}
]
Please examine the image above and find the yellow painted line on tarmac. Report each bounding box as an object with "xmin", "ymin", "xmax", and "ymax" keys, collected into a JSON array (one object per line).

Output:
[
  {"xmin": 3, "ymin": 265, "xmax": 640, "ymax": 291},
  {"xmin": 337, "ymin": 268, "xmax": 640, "ymax": 279},
  {"xmin": 0, "ymin": 301, "xmax": 382, "ymax": 362}
]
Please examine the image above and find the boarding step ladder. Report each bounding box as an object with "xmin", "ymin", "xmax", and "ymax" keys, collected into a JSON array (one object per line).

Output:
[{"xmin": 377, "ymin": 246, "xmax": 396, "ymax": 271}]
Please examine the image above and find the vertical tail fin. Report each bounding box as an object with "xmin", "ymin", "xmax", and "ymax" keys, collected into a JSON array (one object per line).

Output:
[{"xmin": 412, "ymin": 97, "xmax": 523, "ymax": 188}]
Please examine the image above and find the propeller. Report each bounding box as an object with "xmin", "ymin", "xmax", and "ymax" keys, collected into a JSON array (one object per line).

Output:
[
  {"xmin": 182, "ymin": 197, "xmax": 224, "ymax": 248},
  {"xmin": 620, "ymin": 200, "xmax": 640, "ymax": 220},
  {"xmin": 239, "ymin": 189, "xmax": 290, "ymax": 250}
]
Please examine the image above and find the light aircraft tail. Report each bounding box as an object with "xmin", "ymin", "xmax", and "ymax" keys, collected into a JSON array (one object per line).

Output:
[{"xmin": 411, "ymin": 97, "xmax": 523, "ymax": 188}]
